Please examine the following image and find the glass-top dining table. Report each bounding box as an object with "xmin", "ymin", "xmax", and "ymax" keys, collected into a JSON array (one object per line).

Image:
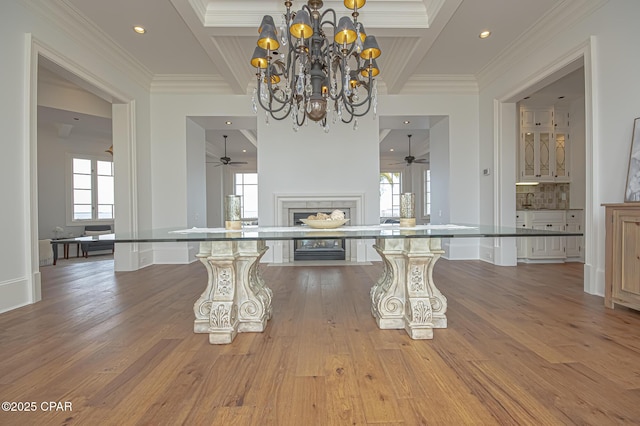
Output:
[{"xmin": 105, "ymin": 223, "xmax": 582, "ymax": 344}]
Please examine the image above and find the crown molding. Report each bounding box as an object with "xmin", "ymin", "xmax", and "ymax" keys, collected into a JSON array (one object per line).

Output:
[
  {"xmin": 399, "ymin": 75, "xmax": 478, "ymax": 94},
  {"xmin": 197, "ymin": 0, "xmax": 429, "ymax": 30},
  {"xmin": 151, "ymin": 75, "xmax": 235, "ymax": 94},
  {"xmin": 21, "ymin": 0, "xmax": 154, "ymax": 90},
  {"xmin": 476, "ymin": 0, "xmax": 609, "ymax": 90}
]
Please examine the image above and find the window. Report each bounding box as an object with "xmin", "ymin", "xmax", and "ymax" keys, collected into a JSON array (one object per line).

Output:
[
  {"xmin": 424, "ymin": 169, "xmax": 431, "ymax": 217},
  {"xmin": 235, "ymin": 172, "xmax": 258, "ymax": 219},
  {"xmin": 380, "ymin": 172, "xmax": 402, "ymax": 217},
  {"xmin": 71, "ymin": 157, "xmax": 114, "ymax": 221}
]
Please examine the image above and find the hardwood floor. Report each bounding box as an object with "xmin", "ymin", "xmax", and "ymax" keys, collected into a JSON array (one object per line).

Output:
[{"xmin": 1, "ymin": 259, "xmax": 639, "ymax": 425}]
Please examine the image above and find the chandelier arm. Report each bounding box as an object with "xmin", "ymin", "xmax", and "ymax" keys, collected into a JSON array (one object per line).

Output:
[
  {"xmin": 319, "ymin": 8, "xmax": 337, "ymax": 28},
  {"xmin": 269, "ymin": 107, "xmax": 295, "ymax": 121},
  {"xmin": 256, "ymin": 78, "xmax": 290, "ymax": 115},
  {"xmin": 295, "ymin": 107, "xmax": 306, "ymax": 127},
  {"xmin": 339, "ymin": 86, "xmax": 374, "ymax": 116}
]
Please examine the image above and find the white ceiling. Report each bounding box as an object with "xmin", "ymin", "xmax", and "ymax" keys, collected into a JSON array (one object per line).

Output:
[{"xmin": 42, "ymin": 0, "xmax": 584, "ymax": 162}]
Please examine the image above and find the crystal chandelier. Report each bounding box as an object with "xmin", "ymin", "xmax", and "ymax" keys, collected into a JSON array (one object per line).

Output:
[{"xmin": 250, "ymin": 0, "xmax": 382, "ymax": 132}]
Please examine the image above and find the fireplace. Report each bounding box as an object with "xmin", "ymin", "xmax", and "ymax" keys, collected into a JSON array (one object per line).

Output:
[
  {"xmin": 274, "ymin": 193, "xmax": 366, "ymax": 263},
  {"xmin": 293, "ymin": 212, "xmax": 346, "ymax": 261}
]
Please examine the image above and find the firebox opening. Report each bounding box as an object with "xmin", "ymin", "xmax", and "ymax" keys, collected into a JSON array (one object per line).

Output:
[{"xmin": 293, "ymin": 211, "xmax": 346, "ymax": 261}]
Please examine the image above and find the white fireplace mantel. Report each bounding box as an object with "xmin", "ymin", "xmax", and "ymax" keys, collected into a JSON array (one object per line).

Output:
[{"xmin": 272, "ymin": 193, "xmax": 368, "ymax": 263}]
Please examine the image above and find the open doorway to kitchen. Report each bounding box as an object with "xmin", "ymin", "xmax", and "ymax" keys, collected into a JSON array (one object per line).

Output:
[{"xmin": 497, "ymin": 47, "xmax": 594, "ymax": 294}]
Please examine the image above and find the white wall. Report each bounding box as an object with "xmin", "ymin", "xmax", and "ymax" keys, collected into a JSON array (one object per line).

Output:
[
  {"xmin": 381, "ymin": 95, "xmax": 480, "ymax": 260},
  {"xmin": 256, "ymin": 117, "xmax": 380, "ymax": 227},
  {"xmin": 0, "ymin": 0, "xmax": 152, "ymax": 313},
  {"xmin": 206, "ymin": 164, "xmax": 224, "ymax": 227},
  {"xmin": 153, "ymin": 90, "xmax": 479, "ymax": 264},
  {"xmin": 429, "ymin": 117, "xmax": 451, "ymax": 226},
  {"xmin": 186, "ymin": 118, "xmax": 206, "ymax": 229},
  {"xmin": 570, "ymin": 96, "xmax": 586, "ymax": 209},
  {"xmin": 479, "ymin": 0, "xmax": 640, "ymax": 295}
]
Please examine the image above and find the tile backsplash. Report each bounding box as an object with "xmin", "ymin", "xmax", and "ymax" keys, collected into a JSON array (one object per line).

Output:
[{"xmin": 516, "ymin": 183, "xmax": 570, "ymax": 210}]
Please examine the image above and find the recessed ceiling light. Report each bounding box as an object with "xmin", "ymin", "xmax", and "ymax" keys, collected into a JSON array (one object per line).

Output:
[
  {"xmin": 225, "ymin": 121, "xmax": 232, "ymax": 125},
  {"xmin": 403, "ymin": 120, "xmax": 410, "ymax": 124},
  {"xmin": 479, "ymin": 30, "xmax": 491, "ymax": 39},
  {"xmin": 390, "ymin": 148, "xmax": 394, "ymax": 152},
  {"xmin": 133, "ymin": 26, "xmax": 146, "ymax": 34},
  {"xmin": 242, "ymin": 149, "xmax": 247, "ymax": 153}
]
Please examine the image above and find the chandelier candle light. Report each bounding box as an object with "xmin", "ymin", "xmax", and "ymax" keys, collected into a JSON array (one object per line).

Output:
[{"xmin": 250, "ymin": 0, "xmax": 382, "ymax": 132}]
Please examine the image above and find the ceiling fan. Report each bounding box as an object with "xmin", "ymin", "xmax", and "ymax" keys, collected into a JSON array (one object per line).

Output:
[
  {"xmin": 391, "ymin": 134, "xmax": 429, "ymax": 166},
  {"xmin": 207, "ymin": 135, "xmax": 248, "ymax": 167}
]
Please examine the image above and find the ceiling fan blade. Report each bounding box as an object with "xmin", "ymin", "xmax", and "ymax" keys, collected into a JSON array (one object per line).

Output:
[
  {"xmin": 229, "ymin": 161, "xmax": 249, "ymax": 165},
  {"xmin": 414, "ymin": 159, "xmax": 429, "ymax": 164}
]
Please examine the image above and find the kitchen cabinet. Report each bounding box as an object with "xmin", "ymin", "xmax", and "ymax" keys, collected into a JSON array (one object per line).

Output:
[
  {"xmin": 529, "ymin": 211, "xmax": 566, "ymax": 259},
  {"xmin": 518, "ymin": 107, "xmax": 571, "ymax": 183},
  {"xmin": 521, "ymin": 108, "xmax": 553, "ymax": 128},
  {"xmin": 565, "ymin": 209, "xmax": 583, "ymax": 260},
  {"xmin": 603, "ymin": 203, "xmax": 640, "ymax": 311},
  {"xmin": 517, "ymin": 210, "xmax": 568, "ymax": 261},
  {"xmin": 516, "ymin": 211, "xmax": 526, "ymax": 258}
]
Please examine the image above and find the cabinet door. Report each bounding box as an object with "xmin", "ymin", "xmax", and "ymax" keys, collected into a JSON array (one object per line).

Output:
[
  {"xmin": 538, "ymin": 131, "xmax": 553, "ymax": 180},
  {"xmin": 529, "ymin": 224, "xmax": 549, "ymax": 258},
  {"xmin": 535, "ymin": 109, "xmax": 554, "ymax": 127},
  {"xmin": 519, "ymin": 130, "xmax": 555, "ymax": 181},
  {"xmin": 522, "ymin": 108, "xmax": 553, "ymax": 128},
  {"xmin": 554, "ymin": 132, "xmax": 570, "ymax": 181},
  {"xmin": 612, "ymin": 212, "xmax": 640, "ymax": 307},
  {"xmin": 516, "ymin": 214, "xmax": 526, "ymax": 258},
  {"xmin": 530, "ymin": 223, "xmax": 566, "ymax": 259},
  {"xmin": 546, "ymin": 224, "xmax": 566, "ymax": 257},
  {"xmin": 566, "ymin": 222, "xmax": 581, "ymax": 257},
  {"xmin": 521, "ymin": 131, "xmax": 536, "ymax": 180}
]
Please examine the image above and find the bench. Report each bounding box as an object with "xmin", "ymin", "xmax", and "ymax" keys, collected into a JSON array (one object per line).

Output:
[{"xmin": 81, "ymin": 225, "xmax": 115, "ymax": 258}]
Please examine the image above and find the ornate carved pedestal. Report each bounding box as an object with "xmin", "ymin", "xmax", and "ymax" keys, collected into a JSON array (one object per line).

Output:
[
  {"xmin": 371, "ymin": 237, "xmax": 447, "ymax": 339},
  {"xmin": 193, "ymin": 237, "xmax": 446, "ymax": 344},
  {"xmin": 193, "ymin": 240, "xmax": 272, "ymax": 344}
]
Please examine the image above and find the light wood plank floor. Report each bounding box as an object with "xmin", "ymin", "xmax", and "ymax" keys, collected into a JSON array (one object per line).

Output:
[{"xmin": 1, "ymin": 259, "xmax": 639, "ymax": 425}]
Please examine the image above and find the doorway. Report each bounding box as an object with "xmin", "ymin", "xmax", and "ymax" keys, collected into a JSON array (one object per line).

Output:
[
  {"xmin": 29, "ymin": 40, "xmax": 137, "ymax": 303},
  {"xmin": 496, "ymin": 45, "xmax": 596, "ymax": 294}
]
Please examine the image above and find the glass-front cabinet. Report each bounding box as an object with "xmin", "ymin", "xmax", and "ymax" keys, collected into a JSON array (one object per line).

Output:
[
  {"xmin": 554, "ymin": 131, "xmax": 569, "ymax": 182},
  {"xmin": 518, "ymin": 107, "xmax": 570, "ymax": 183}
]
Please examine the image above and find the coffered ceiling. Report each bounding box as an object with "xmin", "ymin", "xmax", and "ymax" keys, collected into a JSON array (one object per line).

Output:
[{"xmin": 44, "ymin": 0, "xmax": 576, "ymax": 161}]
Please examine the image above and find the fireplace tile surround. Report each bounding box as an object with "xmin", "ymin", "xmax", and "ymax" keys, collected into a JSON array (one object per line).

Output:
[{"xmin": 274, "ymin": 194, "xmax": 366, "ymax": 263}]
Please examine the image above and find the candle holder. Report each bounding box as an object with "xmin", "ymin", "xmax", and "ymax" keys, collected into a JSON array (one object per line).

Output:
[
  {"xmin": 399, "ymin": 193, "xmax": 416, "ymax": 228},
  {"xmin": 224, "ymin": 195, "xmax": 242, "ymax": 230}
]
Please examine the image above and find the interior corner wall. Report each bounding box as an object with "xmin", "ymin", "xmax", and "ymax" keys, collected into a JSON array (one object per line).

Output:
[
  {"xmin": 186, "ymin": 118, "xmax": 206, "ymax": 229},
  {"xmin": 256, "ymin": 116, "xmax": 380, "ymax": 228},
  {"xmin": 150, "ymin": 92, "xmax": 252, "ymax": 262},
  {"xmin": 477, "ymin": 0, "xmax": 640, "ymax": 296},
  {"xmin": 569, "ymin": 96, "xmax": 586, "ymax": 209},
  {"xmin": 206, "ymin": 164, "xmax": 224, "ymax": 227},
  {"xmin": 429, "ymin": 117, "xmax": 451, "ymax": 226},
  {"xmin": 379, "ymin": 94, "xmax": 480, "ymax": 260}
]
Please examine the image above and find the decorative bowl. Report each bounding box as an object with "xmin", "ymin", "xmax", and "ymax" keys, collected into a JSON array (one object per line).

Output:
[{"xmin": 300, "ymin": 218, "xmax": 350, "ymax": 229}]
